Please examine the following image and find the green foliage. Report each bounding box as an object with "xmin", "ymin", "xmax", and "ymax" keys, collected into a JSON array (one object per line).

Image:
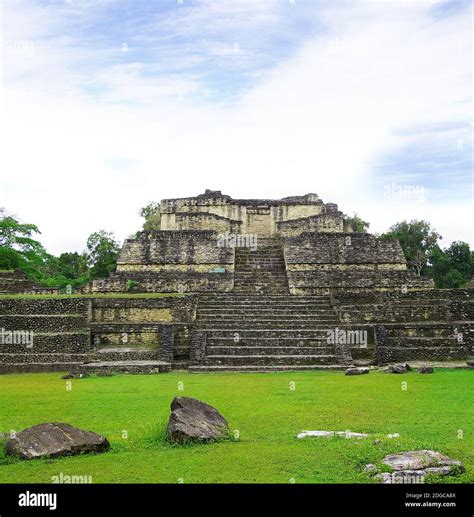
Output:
[
  {"xmin": 139, "ymin": 202, "xmax": 161, "ymax": 231},
  {"xmin": 0, "ymin": 210, "xmax": 43, "ymax": 253},
  {"xmin": 381, "ymin": 220, "xmax": 441, "ymax": 276},
  {"xmin": 0, "ymin": 247, "xmax": 21, "ymax": 270},
  {"xmin": 126, "ymin": 279, "xmax": 140, "ymax": 292},
  {"xmin": 429, "ymin": 241, "xmax": 473, "ymax": 288},
  {"xmin": 345, "ymin": 213, "xmax": 370, "ymax": 232},
  {"xmin": 0, "ymin": 209, "xmax": 121, "ymax": 289},
  {"xmin": 86, "ymin": 230, "xmax": 121, "ymax": 279},
  {"xmin": 0, "ymin": 209, "xmax": 49, "ymax": 280}
]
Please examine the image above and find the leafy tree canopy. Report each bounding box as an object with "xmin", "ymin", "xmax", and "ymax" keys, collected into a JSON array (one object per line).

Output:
[
  {"xmin": 86, "ymin": 230, "xmax": 121, "ymax": 279},
  {"xmin": 381, "ymin": 220, "xmax": 441, "ymax": 276},
  {"xmin": 429, "ymin": 241, "xmax": 473, "ymax": 288},
  {"xmin": 139, "ymin": 202, "xmax": 161, "ymax": 231},
  {"xmin": 345, "ymin": 213, "xmax": 370, "ymax": 232}
]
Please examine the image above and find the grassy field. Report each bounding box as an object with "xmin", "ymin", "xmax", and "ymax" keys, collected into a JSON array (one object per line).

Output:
[{"xmin": 0, "ymin": 370, "xmax": 472, "ymax": 484}]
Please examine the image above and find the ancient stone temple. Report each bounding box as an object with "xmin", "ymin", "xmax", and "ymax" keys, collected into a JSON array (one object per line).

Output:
[
  {"xmin": 0, "ymin": 190, "xmax": 472, "ymax": 373},
  {"xmin": 85, "ymin": 190, "xmax": 432, "ymax": 295}
]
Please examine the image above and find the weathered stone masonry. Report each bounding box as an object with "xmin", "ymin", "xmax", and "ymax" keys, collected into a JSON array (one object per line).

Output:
[{"xmin": 0, "ymin": 190, "xmax": 472, "ymax": 372}]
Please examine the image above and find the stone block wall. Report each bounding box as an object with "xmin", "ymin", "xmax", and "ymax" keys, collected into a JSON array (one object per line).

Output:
[
  {"xmin": 277, "ymin": 213, "xmax": 344, "ymax": 237},
  {"xmin": 174, "ymin": 213, "xmax": 243, "ymax": 233},
  {"xmin": 160, "ymin": 190, "xmax": 337, "ymax": 237},
  {"xmin": 0, "ymin": 295, "xmax": 198, "ymax": 371},
  {"xmin": 0, "ymin": 270, "xmax": 58, "ymax": 295},
  {"xmin": 90, "ymin": 296, "xmax": 197, "ymax": 350},
  {"xmin": 331, "ymin": 289, "xmax": 473, "ymax": 363},
  {"xmin": 117, "ymin": 231, "xmax": 234, "ymax": 266},
  {"xmin": 0, "ymin": 298, "xmax": 91, "ymax": 355},
  {"xmin": 85, "ymin": 230, "xmax": 235, "ymax": 293},
  {"xmin": 283, "ymin": 233, "xmax": 434, "ymax": 293}
]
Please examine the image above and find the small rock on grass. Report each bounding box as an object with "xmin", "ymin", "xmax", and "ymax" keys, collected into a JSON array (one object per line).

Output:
[
  {"xmin": 61, "ymin": 373, "xmax": 90, "ymax": 380},
  {"xmin": 386, "ymin": 364, "xmax": 409, "ymax": 374},
  {"xmin": 418, "ymin": 366, "xmax": 433, "ymax": 374},
  {"xmin": 345, "ymin": 367, "xmax": 370, "ymax": 376},
  {"xmin": 367, "ymin": 450, "xmax": 464, "ymax": 484}
]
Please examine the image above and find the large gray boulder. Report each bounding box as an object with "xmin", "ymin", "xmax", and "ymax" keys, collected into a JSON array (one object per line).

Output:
[
  {"xmin": 5, "ymin": 423, "xmax": 110, "ymax": 460},
  {"xmin": 166, "ymin": 397, "xmax": 229, "ymax": 444}
]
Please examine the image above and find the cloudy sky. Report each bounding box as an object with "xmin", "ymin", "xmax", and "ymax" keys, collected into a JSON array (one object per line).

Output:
[{"xmin": 0, "ymin": 0, "xmax": 472, "ymax": 255}]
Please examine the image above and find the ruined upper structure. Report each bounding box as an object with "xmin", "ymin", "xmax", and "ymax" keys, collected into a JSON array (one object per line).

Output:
[
  {"xmin": 159, "ymin": 190, "xmax": 351, "ymax": 236},
  {"xmin": 85, "ymin": 190, "xmax": 434, "ymax": 295}
]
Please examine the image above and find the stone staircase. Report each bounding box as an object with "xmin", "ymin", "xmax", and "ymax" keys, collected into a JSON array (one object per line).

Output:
[
  {"xmin": 232, "ymin": 238, "xmax": 289, "ymax": 294},
  {"xmin": 189, "ymin": 238, "xmax": 352, "ymax": 371}
]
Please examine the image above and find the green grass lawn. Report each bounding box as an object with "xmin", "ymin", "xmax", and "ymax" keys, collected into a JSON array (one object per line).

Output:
[{"xmin": 0, "ymin": 370, "xmax": 472, "ymax": 484}]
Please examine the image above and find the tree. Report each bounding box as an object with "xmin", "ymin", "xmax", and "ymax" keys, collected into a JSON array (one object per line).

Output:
[
  {"xmin": 0, "ymin": 210, "xmax": 44, "ymax": 254},
  {"xmin": 57, "ymin": 252, "xmax": 89, "ymax": 280},
  {"xmin": 86, "ymin": 230, "xmax": 121, "ymax": 279},
  {"xmin": 0, "ymin": 209, "xmax": 48, "ymax": 278},
  {"xmin": 381, "ymin": 220, "xmax": 441, "ymax": 276},
  {"xmin": 344, "ymin": 213, "xmax": 370, "ymax": 232},
  {"xmin": 139, "ymin": 202, "xmax": 161, "ymax": 231},
  {"xmin": 445, "ymin": 241, "xmax": 472, "ymax": 279},
  {"xmin": 429, "ymin": 241, "xmax": 473, "ymax": 288},
  {"xmin": 0, "ymin": 247, "xmax": 21, "ymax": 270}
]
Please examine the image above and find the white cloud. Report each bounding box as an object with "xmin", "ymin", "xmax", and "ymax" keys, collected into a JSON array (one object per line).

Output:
[{"xmin": 0, "ymin": 0, "xmax": 472, "ymax": 254}]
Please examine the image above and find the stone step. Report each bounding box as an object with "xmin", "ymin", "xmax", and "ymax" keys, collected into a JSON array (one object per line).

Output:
[
  {"xmin": 196, "ymin": 312, "xmax": 337, "ymax": 319},
  {"xmin": 232, "ymin": 290, "xmax": 290, "ymax": 295},
  {"xmin": 203, "ymin": 354, "xmax": 338, "ymax": 366},
  {"xmin": 78, "ymin": 360, "xmax": 171, "ymax": 374},
  {"xmin": 196, "ymin": 320, "xmax": 341, "ymax": 329},
  {"xmin": 207, "ymin": 336, "xmax": 332, "ymax": 346},
  {"xmin": 235, "ymin": 262, "xmax": 286, "ymax": 267},
  {"xmin": 0, "ymin": 362, "xmax": 85, "ymax": 374},
  {"xmin": 91, "ymin": 349, "xmax": 160, "ymax": 361},
  {"xmin": 172, "ymin": 360, "xmax": 190, "ymax": 370},
  {"xmin": 199, "ymin": 296, "xmax": 332, "ymax": 302},
  {"xmin": 198, "ymin": 306, "xmax": 337, "ymax": 316},
  {"xmin": 189, "ymin": 364, "xmax": 347, "ymax": 372},
  {"xmin": 386, "ymin": 337, "xmax": 464, "ymax": 347},
  {"xmin": 198, "ymin": 303, "xmax": 333, "ymax": 310},
  {"xmin": 233, "ymin": 274, "xmax": 287, "ymax": 279},
  {"xmin": 206, "ymin": 345, "xmax": 336, "ymax": 355},
  {"xmin": 197, "ymin": 311, "xmax": 338, "ymax": 318},
  {"xmin": 379, "ymin": 346, "xmax": 468, "ymax": 362},
  {"xmin": 232, "ymin": 279, "xmax": 289, "ymax": 285},
  {"xmin": 0, "ymin": 353, "xmax": 89, "ymax": 364},
  {"xmin": 0, "ymin": 332, "xmax": 90, "ymax": 353},
  {"xmin": 231, "ymin": 286, "xmax": 289, "ymax": 289},
  {"xmin": 205, "ymin": 329, "xmax": 333, "ymax": 338}
]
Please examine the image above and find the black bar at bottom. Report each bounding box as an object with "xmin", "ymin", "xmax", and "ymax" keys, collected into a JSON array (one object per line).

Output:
[{"xmin": 0, "ymin": 484, "xmax": 472, "ymax": 516}]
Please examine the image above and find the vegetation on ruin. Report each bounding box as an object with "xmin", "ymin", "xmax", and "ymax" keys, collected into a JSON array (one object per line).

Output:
[
  {"xmin": 0, "ymin": 370, "xmax": 472, "ymax": 483},
  {"xmin": 345, "ymin": 213, "xmax": 370, "ymax": 232}
]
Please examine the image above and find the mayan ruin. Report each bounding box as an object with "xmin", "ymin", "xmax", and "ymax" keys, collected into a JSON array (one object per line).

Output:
[
  {"xmin": 1, "ymin": 0, "xmax": 473, "ymax": 503},
  {"xmin": 0, "ymin": 190, "xmax": 471, "ymax": 375}
]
